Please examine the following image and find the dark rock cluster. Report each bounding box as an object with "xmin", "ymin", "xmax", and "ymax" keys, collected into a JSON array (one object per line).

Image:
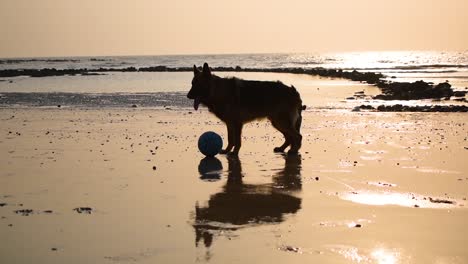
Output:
[
  {"xmin": 374, "ymin": 81, "xmax": 458, "ymax": 100},
  {"xmin": 356, "ymin": 104, "xmax": 468, "ymax": 112},
  {"xmin": 0, "ymin": 66, "xmax": 384, "ymax": 84}
]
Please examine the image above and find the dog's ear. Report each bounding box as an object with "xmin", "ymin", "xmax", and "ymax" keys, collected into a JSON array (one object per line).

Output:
[
  {"xmin": 193, "ymin": 65, "xmax": 200, "ymax": 75},
  {"xmin": 202, "ymin": 63, "xmax": 211, "ymax": 77}
]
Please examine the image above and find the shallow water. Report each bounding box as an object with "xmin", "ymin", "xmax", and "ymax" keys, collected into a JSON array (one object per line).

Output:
[{"xmin": 0, "ymin": 72, "xmax": 378, "ymax": 110}]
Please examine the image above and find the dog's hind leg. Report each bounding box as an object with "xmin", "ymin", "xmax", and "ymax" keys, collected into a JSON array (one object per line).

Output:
[
  {"xmin": 279, "ymin": 110, "xmax": 303, "ymax": 155},
  {"xmin": 288, "ymin": 118, "xmax": 303, "ymax": 154},
  {"xmin": 271, "ymin": 119, "xmax": 291, "ymax": 152},
  {"xmin": 220, "ymin": 123, "xmax": 235, "ymax": 154}
]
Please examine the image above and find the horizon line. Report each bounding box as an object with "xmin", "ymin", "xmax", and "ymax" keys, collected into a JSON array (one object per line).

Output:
[{"xmin": 1, "ymin": 49, "xmax": 467, "ymax": 60}]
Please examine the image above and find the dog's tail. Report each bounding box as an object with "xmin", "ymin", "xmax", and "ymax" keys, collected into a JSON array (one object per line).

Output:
[
  {"xmin": 290, "ymin": 85, "xmax": 305, "ymax": 133},
  {"xmin": 297, "ymin": 104, "xmax": 305, "ymax": 134}
]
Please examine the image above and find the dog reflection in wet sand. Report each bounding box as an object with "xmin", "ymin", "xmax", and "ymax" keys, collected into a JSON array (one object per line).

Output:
[{"xmin": 194, "ymin": 155, "xmax": 302, "ymax": 249}]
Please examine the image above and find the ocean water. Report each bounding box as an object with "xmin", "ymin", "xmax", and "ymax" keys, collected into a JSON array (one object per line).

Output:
[{"xmin": 1, "ymin": 51, "xmax": 467, "ymax": 108}]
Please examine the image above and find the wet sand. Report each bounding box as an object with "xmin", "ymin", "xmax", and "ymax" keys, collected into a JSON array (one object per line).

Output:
[{"xmin": 1, "ymin": 104, "xmax": 467, "ymax": 264}]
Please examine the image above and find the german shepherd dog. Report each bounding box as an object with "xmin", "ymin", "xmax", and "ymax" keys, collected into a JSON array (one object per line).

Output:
[{"xmin": 187, "ymin": 63, "xmax": 305, "ymax": 155}]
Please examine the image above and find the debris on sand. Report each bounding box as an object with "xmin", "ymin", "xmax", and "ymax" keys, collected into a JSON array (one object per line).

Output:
[
  {"xmin": 279, "ymin": 245, "xmax": 301, "ymax": 253},
  {"xmin": 14, "ymin": 209, "xmax": 34, "ymax": 216},
  {"xmin": 428, "ymin": 197, "xmax": 455, "ymax": 204},
  {"xmin": 73, "ymin": 207, "xmax": 93, "ymax": 214}
]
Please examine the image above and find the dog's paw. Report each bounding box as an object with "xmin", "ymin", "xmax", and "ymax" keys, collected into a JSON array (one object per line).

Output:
[
  {"xmin": 226, "ymin": 151, "xmax": 239, "ymax": 157},
  {"xmin": 273, "ymin": 147, "xmax": 285, "ymax": 153},
  {"xmin": 287, "ymin": 149, "xmax": 299, "ymax": 155},
  {"xmin": 219, "ymin": 149, "xmax": 230, "ymax": 154}
]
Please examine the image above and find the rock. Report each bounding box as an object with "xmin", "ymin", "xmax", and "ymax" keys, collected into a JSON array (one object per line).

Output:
[
  {"xmin": 453, "ymin": 91, "xmax": 467, "ymax": 97},
  {"xmin": 359, "ymin": 105, "xmax": 375, "ymax": 110},
  {"xmin": 374, "ymin": 80, "xmax": 455, "ymax": 100}
]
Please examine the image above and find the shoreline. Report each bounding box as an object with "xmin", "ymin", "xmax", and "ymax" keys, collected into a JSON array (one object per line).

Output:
[
  {"xmin": 1, "ymin": 66, "xmax": 467, "ymax": 112},
  {"xmin": 2, "ymin": 65, "xmax": 467, "ymax": 100}
]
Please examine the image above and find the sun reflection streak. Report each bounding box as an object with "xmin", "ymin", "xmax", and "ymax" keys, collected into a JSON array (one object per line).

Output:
[
  {"xmin": 330, "ymin": 245, "xmax": 405, "ymax": 264},
  {"xmin": 371, "ymin": 248, "xmax": 399, "ymax": 264},
  {"xmin": 340, "ymin": 191, "xmax": 458, "ymax": 209}
]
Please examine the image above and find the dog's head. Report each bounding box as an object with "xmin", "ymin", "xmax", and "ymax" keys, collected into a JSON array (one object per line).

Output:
[{"xmin": 187, "ymin": 63, "xmax": 212, "ymax": 110}]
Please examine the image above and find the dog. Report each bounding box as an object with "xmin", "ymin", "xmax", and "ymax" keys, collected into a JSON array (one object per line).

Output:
[{"xmin": 187, "ymin": 63, "xmax": 305, "ymax": 155}]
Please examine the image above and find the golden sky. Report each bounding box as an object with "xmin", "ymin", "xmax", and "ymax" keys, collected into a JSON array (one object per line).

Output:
[{"xmin": 1, "ymin": 0, "xmax": 467, "ymax": 57}]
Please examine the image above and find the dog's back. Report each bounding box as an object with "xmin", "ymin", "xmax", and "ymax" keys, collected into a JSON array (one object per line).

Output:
[{"xmin": 219, "ymin": 77, "xmax": 303, "ymax": 123}]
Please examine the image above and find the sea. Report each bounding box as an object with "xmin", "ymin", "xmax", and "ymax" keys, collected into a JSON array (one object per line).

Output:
[{"xmin": 1, "ymin": 51, "xmax": 467, "ymax": 109}]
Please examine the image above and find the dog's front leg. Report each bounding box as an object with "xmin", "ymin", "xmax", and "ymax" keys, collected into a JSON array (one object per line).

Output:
[
  {"xmin": 231, "ymin": 123, "xmax": 243, "ymax": 156},
  {"xmin": 220, "ymin": 123, "xmax": 234, "ymax": 154}
]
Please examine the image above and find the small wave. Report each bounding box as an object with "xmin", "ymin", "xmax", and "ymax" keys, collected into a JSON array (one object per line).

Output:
[
  {"xmin": 290, "ymin": 61, "xmax": 322, "ymax": 65},
  {"xmin": 0, "ymin": 92, "xmax": 192, "ymax": 108},
  {"xmin": 387, "ymin": 70, "xmax": 458, "ymax": 74},
  {"xmin": 344, "ymin": 64, "xmax": 468, "ymax": 71},
  {"xmin": 89, "ymin": 58, "xmax": 110, "ymax": 62},
  {"xmin": 0, "ymin": 59, "xmax": 81, "ymax": 64}
]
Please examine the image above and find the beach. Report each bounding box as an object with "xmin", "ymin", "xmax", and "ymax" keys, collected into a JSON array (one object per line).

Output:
[
  {"xmin": 1, "ymin": 102, "xmax": 467, "ymax": 263},
  {"xmin": 2, "ymin": 0, "xmax": 468, "ymax": 260},
  {"xmin": 1, "ymin": 52, "xmax": 468, "ymax": 263}
]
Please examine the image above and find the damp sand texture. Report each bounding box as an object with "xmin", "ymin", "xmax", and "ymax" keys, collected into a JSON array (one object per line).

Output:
[{"xmin": 0, "ymin": 108, "xmax": 467, "ymax": 264}]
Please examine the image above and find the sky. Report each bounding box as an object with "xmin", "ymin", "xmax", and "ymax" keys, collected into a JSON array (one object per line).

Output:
[{"xmin": 0, "ymin": 0, "xmax": 467, "ymax": 58}]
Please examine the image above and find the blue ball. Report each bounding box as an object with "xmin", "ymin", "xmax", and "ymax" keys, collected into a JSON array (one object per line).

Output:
[{"xmin": 198, "ymin": 131, "xmax": 223, "ymax": 157}]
